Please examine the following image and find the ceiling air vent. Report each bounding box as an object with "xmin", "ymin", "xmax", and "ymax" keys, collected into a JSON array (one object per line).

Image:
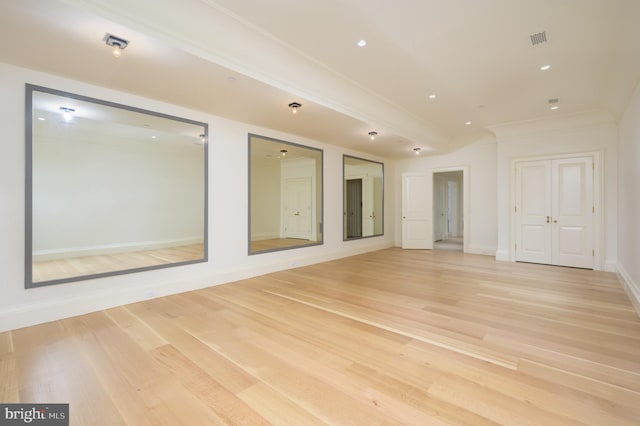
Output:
[
  {"xmin": 548, "ymin": 98, "xmax": 559, "ymax": 104},
  {"xmin": 530, "ymin": 31, "xmax": 547, "ymax": 46}
]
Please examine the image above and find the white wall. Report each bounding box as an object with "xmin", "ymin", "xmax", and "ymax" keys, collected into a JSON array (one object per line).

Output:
[
  {"xmin": 617, "ymin": 82, "xmax": 640, "ymax": 310},
  {"xmin": 492, "ymin": 111, "xmax": 618, "ymax": 271},
  {"xmin": 250, "ymin": 160, "xmax": 281, "ymax": 240},
  {"xmin": 0, "ymin": 62, "xmax": 395, "ymax": 332},
  {"xmin": 394, "ymin": 137, "xmax": 498, "ymax": 255},
  {"xmin": 33, "ymin": 131, "xmax": 204, "ymax": 256}
]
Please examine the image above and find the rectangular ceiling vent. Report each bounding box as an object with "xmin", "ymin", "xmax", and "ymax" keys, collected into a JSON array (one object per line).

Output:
[
  {"xmin": 548, "ymin": 98, "xmax": 559, "ymax": 104},
  {"xmin": 530, "ymin": 31, "xmax": 547, "ymax": 46}
]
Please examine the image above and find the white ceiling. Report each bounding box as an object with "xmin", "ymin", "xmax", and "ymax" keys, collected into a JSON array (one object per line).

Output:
[{"xmin": 1, "ymin": 0, "xmax": 639, "ymax": 158}]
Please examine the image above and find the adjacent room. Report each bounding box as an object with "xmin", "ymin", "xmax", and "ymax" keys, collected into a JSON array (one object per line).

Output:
[{"xmin": 1, "ymin": 0, "xmax": 639, "ymax": 424}]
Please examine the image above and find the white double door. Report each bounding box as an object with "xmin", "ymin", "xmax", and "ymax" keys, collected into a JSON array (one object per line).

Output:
[{"xmin": 514, "ymin": 156, "xmax": 594, "ymax": 269}]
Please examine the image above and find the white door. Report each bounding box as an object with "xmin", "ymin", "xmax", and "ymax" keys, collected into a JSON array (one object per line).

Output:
[
  {"xmin": 433, "ymin": 175, "xmax": 448, "ymax": 241},
  {"xmin": 515, "ymin": 160, "xmax": 552, "ymax": 264},
  {"xmin": 515, "ymin": 157, "xmax": 593, "ymax": 268},
  {"xmin": 402, "ymin": 172, "xmax": 433, "ymax": 249},
  {"xmin": 284, "ymin": 178, "xmax": 311, "ymax": 240},
  {"xmin": 552, "ymin": 157, "xmax": 593, "ymax": 268}
]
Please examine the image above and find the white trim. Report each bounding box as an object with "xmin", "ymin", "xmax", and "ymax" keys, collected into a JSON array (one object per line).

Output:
[
  {"xmin": 509, "ymin": 151, "xmax": 603, "ymax": 270},
  {"xmin": 1, "ymin": 240, "xmax": 395, "ymax": 332},
  {"xmin": 495, "ymin": 249, "xmax": 510, "ymax": 261},
  {"xmin": 467, "ymin": 245, "xmax": 497, "ymax": 256},
  {"xmin": 617, "ymin": 262, "xmax": 640, "ymax": 317}
]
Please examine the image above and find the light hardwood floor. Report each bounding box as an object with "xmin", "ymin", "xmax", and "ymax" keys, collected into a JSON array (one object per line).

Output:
[
  {"xmin": 2, "ymin": 248, "xmax": 640, "ymax": 425},
  {"xmin": 32, "ymin": 244, "xmax": 205, "ymax": 283},
  {"xmin": 250, "ymin": 238, "xmax": 313, "ymax": 252}
]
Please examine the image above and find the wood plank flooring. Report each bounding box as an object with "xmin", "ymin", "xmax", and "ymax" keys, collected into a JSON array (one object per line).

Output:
[
  {"xmin": 32, "ymin": 243, "xmax": 204, "ymax": 283},
  {"xmin": 2, "ymin": 248, "xmax": 640, "ymax": 425},
  {"xmin": 250, "ymin": 238, "xmax": 313, "ymax": 252}
]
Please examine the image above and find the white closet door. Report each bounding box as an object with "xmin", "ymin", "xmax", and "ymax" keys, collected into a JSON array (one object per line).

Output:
[
  {"xmin": 402, "ymin": 172, "xmax": 433, "ymax": 249},
  {"xmin": 551, "ymin": 157, "xmax": 593, "ymax": 268}
]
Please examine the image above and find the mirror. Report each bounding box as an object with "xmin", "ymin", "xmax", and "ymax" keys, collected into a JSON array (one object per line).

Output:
[
  {"xmin": 26, "ymin": 84, "xmax": 208, "ymax": 288},
  {"xmin": 343, "ymin": 155, "xmax": 384, "ymax": 240},
  {"xmin": 249, "ymin": 134, "xmax": 323, "ymax": 254}
]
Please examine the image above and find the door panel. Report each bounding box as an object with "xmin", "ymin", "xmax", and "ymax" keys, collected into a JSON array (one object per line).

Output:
[
  {"xmin": 551, "ymin": 157, "xmax": 593, "ymax": 268},
  {"xmin": 515, "ymin": 161, "xmax": 551, "ymax": 264},
  {"xmin": 284, "ymin": 178, "xmax": 311, "ymax": 240},
  {"xmin": 402, "ymin": 172, "xmax": 433, "ymax": 249}
]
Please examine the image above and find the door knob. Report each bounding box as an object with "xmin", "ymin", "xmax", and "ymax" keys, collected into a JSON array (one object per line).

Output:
[{"xmin": 553, "ymin": 220, "xmax": 558, "ymax": 223}]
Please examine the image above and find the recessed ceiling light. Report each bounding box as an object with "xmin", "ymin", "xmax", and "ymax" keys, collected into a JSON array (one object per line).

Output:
[
  {"xmin": 550, "ymin": 105, "xmax": 559, "ymax": 110},
  {"xmin": 464, "ymin": 121, "xmax": 472, "ymax": 126},
  {"xmin": 368, "ymin": 131, "xmax": 378, "ymax": 140},
  {"xmin": 151, "ymin": 135, "xmax": 157, "ymax": 139},
  {"xmin": 428, "ymin": 94, "xmax": 437, "ymax": 99},
  {"xmin": 357, "ymin": 39, "xmax": 367, "ymax": 47},
  {"xmin": 37, "ymin": 117, "xmax": 45, "ymax": 121},
  {"xmin": 540, "ymin": 64, "xmax": 551, "ymax": 71},
  {"xmin": 413, "ymin": 147, "xmax": 421, "ymax": 155}
]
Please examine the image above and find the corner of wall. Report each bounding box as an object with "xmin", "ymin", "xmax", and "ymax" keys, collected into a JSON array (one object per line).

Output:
[{"xmin": 617, "ymin": 262, "xmax": 640, "ymax": 317}]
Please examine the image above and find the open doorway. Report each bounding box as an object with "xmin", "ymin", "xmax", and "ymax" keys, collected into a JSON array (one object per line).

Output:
[{"xmin": 433, "ymin": 171, "xmax": 464, "ymax": 251}]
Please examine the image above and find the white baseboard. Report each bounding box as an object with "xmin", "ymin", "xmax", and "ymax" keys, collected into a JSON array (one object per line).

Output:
[
  {"xmin": 617, "ymin": 263, "xmax": 640, "ymax": 317},
  {"xmin": 0, "ymin": 240, "xmax": 395, "ymax": 333},
  {"xmin": 33, "ymin": 236, "xmax": 204, "ymax": 261},
  {"xmin": 466, "ymin": 245, "xmax": 496, "ymax": 256},
  {"xmin": 495, "ymin": 249, "xmax": 510, "ymax": 261}
]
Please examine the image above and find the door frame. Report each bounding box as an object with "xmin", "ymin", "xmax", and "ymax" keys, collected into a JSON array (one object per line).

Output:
[
  {"xmin": 509, "ymin": 151, "xmax": 603, "ymax": 270},
  {"xmin": 401, "ymin": 166, "xmax": 469, "ymax": 251},
  {"xmin": 431, "ymin": 167, "xmax": 470, "ymax": 253}
]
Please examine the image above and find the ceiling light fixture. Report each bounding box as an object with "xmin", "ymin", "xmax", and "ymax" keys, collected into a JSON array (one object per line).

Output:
[
  {"xmin": 540, "ymin": 64, "xmax": 551, "ymax": 71},
  {"xmin": 59, "ymin": 106, "xmax": 75, "ymax": 122},
  {"xmin": 428, "ymin": 94, "xmax": 437, "ymax": 99},
  {"xmin": 199, "ymin": 134, "xmax": 206, "ymax": 143},
  {"xmin": 464, "ymin": 121, "xmax": 472, "ymax": 126},
  {"xmin": 288, "ymin": 102, "xmax": 302, "ymax": 114},
  {"xmin": 357, "ymin": 39, "xmax": 367, "ymax": 47},
  {"xmin": 103, "ymin": 33, "xmax": 129, "ymax": 58},
  {"xmin": 550, "ymin": 105, "xmax": 559, "ymax": 110},
  {"xmin": 280, "ymin": 149, "xmax": 288, "ymax": 156},
  {"xmin": 413, "ymin": 147, "xmax": 421, "ymax": 155},
  {"xmin": 368, "ymin": 131, "xmax": 378, "ymax": 140}
]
